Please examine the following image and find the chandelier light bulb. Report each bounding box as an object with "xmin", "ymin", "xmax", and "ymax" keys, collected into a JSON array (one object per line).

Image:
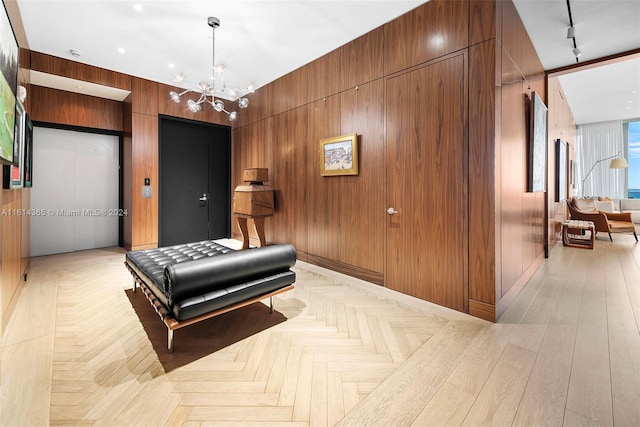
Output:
[
  {"xmin": 213, "ymin": 100, "xmax": 225, "ymax": 112},
  {"xmin": 187, "ymin": 99, "xmax": 201, "ymax": 112},
  {"xmin": 238, "ymin": 97, "xmax": 249, "ymax": 108},
  {"xmin": 228, "ymin": 111, "xmax": 237, "ymax": 121},
  {"xmin": 172, "ymin": 73, "xmax": 185, "ymax": 83},
  {"xmin": 169, "ymin": 91, "xmax": 181, "ymax": 103}
]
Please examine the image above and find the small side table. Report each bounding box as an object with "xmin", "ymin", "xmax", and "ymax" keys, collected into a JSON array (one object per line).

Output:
[{"xmin": 562, "ymin": 220, "xmax": 595, "ymax": 249}]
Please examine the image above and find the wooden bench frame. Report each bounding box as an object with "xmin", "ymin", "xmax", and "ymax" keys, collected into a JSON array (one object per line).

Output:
[{"xmin": 125, "ymin": 262, "xmax": 294, "ymax": 352}]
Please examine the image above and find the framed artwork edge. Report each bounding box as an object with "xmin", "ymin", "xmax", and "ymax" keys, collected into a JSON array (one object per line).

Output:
[{"xmin": 319, "ymin": 133, "xmax": 358, "ymax": 176}]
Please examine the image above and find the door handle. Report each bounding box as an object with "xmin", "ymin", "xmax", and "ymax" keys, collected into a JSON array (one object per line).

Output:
[
  {"xmin": 199, "ymin": 193, "xmax": 208, "ymax": 205},
  {"xmin": 387, "ymin": 207, "xmax": 397, "ymax": 215}
]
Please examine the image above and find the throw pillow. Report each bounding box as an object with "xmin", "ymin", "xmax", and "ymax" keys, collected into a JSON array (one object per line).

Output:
[{"xmin": 596, "ymin": 200, "xmax": 615, "ymax": 213}]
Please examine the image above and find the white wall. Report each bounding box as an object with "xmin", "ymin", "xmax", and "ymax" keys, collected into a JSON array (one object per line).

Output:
[{"xmin": 30, "ymin": 127, "xmax": 119, "ymax": 256}]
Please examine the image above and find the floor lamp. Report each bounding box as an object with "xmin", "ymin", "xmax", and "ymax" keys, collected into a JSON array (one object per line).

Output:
[{"xmin": 581, "ymin": 151, "xmax": 628, "ymax": 196}]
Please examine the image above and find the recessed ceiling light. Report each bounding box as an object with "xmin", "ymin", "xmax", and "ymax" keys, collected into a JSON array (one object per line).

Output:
[
  {"xmin": 133, "ymin": 4, "xmax": 143, "ymax": 12},
  {"xmin": 118, "ymin": 47, "xmax": 126, "ymax": 54},
  {"xmin": 169, "ymin": 63, "xmax": 175, "ymax": 69}
]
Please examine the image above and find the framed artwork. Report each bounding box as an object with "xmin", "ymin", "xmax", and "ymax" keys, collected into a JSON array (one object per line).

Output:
[
  {"xmin": 23, "ymin": 113, "xmax": 32, "ymax": 187},
  {"xmin": 527, "ymin": 91, "xmax": 547, "ymax": 193},
  {"xmin": 570, "ymin": 159, "xmax": 576, "ymax": 189},
  {"xmin": 320, "ymin": 133, "xmax": 358, "ymax": 176},
  {"xmin": 0, "ymin": 0, "xmax": 19, "ymax": 165},
  {"xmin": 2, "ymin": 100, "xmax": 24, "ymax": 188},
  {"xmin": 556, "ymin": 139, "xmax": 567, "ymax": 202}
]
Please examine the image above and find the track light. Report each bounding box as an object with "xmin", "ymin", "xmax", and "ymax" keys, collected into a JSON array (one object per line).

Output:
[
  {"xmin": 572, "ymin": 47, "xmax": 582, "ymax": 58},
  {"xmin": 566, "ymin": 26, "xmax": 575, "ymax": 39}
]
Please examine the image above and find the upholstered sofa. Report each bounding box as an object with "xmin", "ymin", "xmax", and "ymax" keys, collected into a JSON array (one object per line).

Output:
[
  {"xmin": 125, "ymin": 241, "xmax": 296, "ymax": 351},
  {"xmin": 567, "ymin": 197, "xmax": 637, "ymax": 242},
  {"xmin": 582, "ymin": 197, "xmax": 640, "ymax": 224}
]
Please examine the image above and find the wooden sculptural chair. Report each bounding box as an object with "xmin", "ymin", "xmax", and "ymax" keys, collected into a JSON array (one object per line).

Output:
[{"xmin": 567, "ymin": 197, "xmax": 638, "ymax": 242}]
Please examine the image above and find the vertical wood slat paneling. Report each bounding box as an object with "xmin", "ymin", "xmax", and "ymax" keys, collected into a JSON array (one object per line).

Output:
[
  {"xmin": 547, "ymin": 77, "xmax": 577, "ymax": 247},
  {"xmin": 29, "ymin": 51, "xmax": 131, "ymax": 91},
  {"xmin": 231, "ymin": 117, "xmax": 274, "ymax": 245},
  {"xmin": 308, "ymin": 49, "xmax": 342, "ymax": 103},
  {"xmin": 123, "ymin": 114, "xmax": 133, "ymax": 250},
  {"xmin": 235, "ymin": 83, "xmax": 274, "ymax": 128},
  {"xmin": 1, "ymin": 190, "xmax": 23, "ymax": 316},
  {"xmin": 469, "ymin": 0, "xmax": 498, "ymax": 46},
  {"xmin": 29, "ymin": 86, "xmax": 123, "ymax": 131},
  {"xmin": 159, "ymin": 83, "xmax": 228, "ymax": 125},
  {"xmin": 468, "ymin": 40, "xmax": 497, "ymax": 307},
  {"xmin": 130, "ymin": 114, "xmax": 158, "ymax": 250},
  {"xmin": 270, "ymin": 66, "xmax": 310, "ymax": 117},
  {"xmin": 271, "ymin": 107, "xmax": 309, "ymax": 253},
  {"xmin": 9, "ymin": 0, "xmax": 549, "ymax": 322},
  {"xmin": 338, "ymin": 81, "xmax": 385, "ymax": 273},
  {"xmin": 340, "ymin": 27, "xmax": 385, "ymax": 90},
  {"xmin": 306, "ymin": 95, "xmax": 341, "ymax": 260},
  {"xmin": 131, "ymin": 78, "xmax": 158, "ymax": 116},
  {"xmin": 500, "ymin": 1, "xmax": 545, "ymax": 82},
  {"xmin": 383, "ymin": 0, "xmax": 469, "ymax": 76},
  {"xmin": 385, "ymin": 54, "xmax": 467, "ymax": 312},
  {"xmin": 500, "ymin": 61, "xmax": 526, "ymax": 293}
]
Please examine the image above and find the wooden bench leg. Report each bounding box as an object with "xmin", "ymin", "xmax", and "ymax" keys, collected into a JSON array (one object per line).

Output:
[{"xmin": 168, "ymin": 329, "xmax": 174, "ymax": 353}]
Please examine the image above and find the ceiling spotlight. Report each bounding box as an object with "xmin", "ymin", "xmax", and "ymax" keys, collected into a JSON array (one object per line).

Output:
[
  {"xmin": 572, "ymin": 47, "xmax": 582, "ymax": 58},
  {"xmin": 566, "ymin": 26, "xmax": 575, "ymax": 39}
]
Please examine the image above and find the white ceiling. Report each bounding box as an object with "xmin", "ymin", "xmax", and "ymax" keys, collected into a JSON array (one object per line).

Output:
[
  {"xmin": 512, "ymin": 0, "xmax": 640, "ymax": 125},
  {"xmin": 14, "ymin": 0, "xmax": 640, "ymax": 125}
]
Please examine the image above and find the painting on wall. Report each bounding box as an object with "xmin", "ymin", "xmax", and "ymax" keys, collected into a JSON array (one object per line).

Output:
[
  {"xmin": 320, "ymin": 133, "xmax": 359, "ymax": 176},
  {"xmin": 2, "ymin": 100, "xmax": 24, "ymax": 189},
  {"xmin": 556, "ymin": 139, "xmax": 567, "ymax": 202},
  {"xmin": 23, "ymin": 113, "xmax": 32, "ymax": 187},
  {"xmin": 527, "ymin": 91, "xmax": 548, "ymax": 193},
  {"xmin": 0, "ymin": 1, "xmax": 18, "ymax": 165}
]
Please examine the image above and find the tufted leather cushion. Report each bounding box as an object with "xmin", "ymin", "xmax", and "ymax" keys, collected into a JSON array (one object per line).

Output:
[
  {"xmin": 125, "ymin": 241, "xmax": 296, "ymax": 321},
  {"xmin": 126, "ymin": 241, "xmax": 235, "ymax": 307}
]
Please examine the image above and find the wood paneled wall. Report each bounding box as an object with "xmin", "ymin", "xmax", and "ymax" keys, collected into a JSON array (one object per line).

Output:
[
  {"xmin": 2, "ymin": 0, "xmax": 31, "ymax": 332},
  {"xmin": 493, "ymin": 0, "xmax": 547, "ymax": 318},
  {"xmin": 2, "ymin": 0, "xmax": 552, "ymax": 323},
  {"xmin": 547, "ymin": 77, "xmax": 577, "ymax": 244},
  {"xmin": 29, "ymin": 85, "xmax": 123, "ymax": 131},
  {"xmin": 233, "ymin": 0, "xmax": 547, "ymax": 320}
]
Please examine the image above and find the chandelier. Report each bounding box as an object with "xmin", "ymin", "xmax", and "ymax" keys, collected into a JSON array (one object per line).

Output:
[{"xmin": 169, "ymin": 17, "xmax": 254, "ymax": 121}]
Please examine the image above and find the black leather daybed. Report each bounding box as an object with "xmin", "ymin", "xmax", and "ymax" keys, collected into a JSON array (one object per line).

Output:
[{"xmin": 124, "ymin": 241, "xmax": 296, "ymax": 352}]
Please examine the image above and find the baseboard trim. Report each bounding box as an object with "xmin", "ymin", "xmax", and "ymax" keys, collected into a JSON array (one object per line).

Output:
[{"xmin": 302, "ymin": 252, "xmax": 384, "ymax": 286}]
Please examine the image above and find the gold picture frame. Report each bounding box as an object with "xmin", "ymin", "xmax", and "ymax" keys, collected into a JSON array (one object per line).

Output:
[{"xmin": 320, "ymin": 133, "xmax": 358, "ymax": 176}]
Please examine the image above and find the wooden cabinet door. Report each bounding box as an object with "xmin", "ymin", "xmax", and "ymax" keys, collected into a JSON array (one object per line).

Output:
[{"xmin": 385, "ymin": 54, "xmax": 468, "ymax": 312}]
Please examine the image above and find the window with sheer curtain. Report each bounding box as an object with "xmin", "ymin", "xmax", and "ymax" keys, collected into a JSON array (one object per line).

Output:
[
  {"xmin": 626, "ymin": 120, "xmax": 640, "ymax": 198},
  {"xmin": 577, "ymin": 120, "xmax": 627, "ymax": 198}
]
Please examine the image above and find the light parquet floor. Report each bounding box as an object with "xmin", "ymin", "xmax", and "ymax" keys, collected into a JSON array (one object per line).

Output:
[{"xmin": 1, "ymin": 236, "xmax": 640, "ymax": 426}]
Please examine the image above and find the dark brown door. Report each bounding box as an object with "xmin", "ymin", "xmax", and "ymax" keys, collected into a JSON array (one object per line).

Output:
[{"xmin": 385, "ymin": 54, "xmax": 468, "ymax": 312}]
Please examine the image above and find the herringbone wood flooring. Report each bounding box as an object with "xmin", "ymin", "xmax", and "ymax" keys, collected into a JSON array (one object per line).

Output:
[{"xmin": 2, "ymin": 236, "xmax": 640, "ymax": 426}]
